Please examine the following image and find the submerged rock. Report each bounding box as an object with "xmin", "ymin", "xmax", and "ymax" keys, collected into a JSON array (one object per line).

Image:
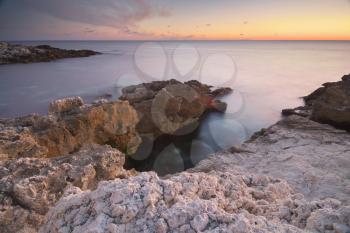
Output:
[
  {"xmin": 120, "ymin": 79, "xmax": 232, "ymax": 141},
  {"xmin": 0, "ymin": 98, "xmax": 141, "ymax": 159},
  {"xmin": 283, "ymin": 74, "xmax": 350, "ymax": 131},
  {"xmin": 0, "ymin": 42, "xmax": 100, "ymax": 65},
  {"xmin": 0, "ymin": 145, "xmax": 135, "ymax": 233}
]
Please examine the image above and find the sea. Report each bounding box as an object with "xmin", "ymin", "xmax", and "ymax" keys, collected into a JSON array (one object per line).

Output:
[{"xmin": 1, "ymin": 40, "xmax": 350, "ymax": 174}]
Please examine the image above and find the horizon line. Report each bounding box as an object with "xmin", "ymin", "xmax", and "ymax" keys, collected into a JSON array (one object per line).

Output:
[{"xmin": 4, "ymin": 39, "xmax": 350, "ymax": 42}]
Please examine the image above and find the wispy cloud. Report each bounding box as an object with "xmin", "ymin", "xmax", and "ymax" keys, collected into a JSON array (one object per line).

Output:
[
  {"xmin": 16, "ymin": 0, "xmax": 171, "ymax": 29},
  {"xmin": 83, "ymin": 28, "xmax": 95, "ymax": 33}
]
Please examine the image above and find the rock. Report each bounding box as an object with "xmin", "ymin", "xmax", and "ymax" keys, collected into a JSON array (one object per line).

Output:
[
  {"xmin": 306, "ymin": 207, "xmax": 350, "ymax": 232},
  {"xmin": 282, "ymin": 74, "xmax": 350, "ymax": 131},
  {"xmin": 211, "ymin": 87, "xmax": 233, "ymax": 97},
  {"xmin": 120, "ymin": 79, "xmax": 231, "ymax": 140},
  {"xmin": 0, "ymin": 98, "xmax": 141, "ymax": 158},
  {"xmin": 0, "ymin": 145, "xmax": 135, "ymax": 233},
  {"xmin": 2, "ymin": 74, "xmax": 350, "ymax": 233},
  {"xmin": 48, "ymin": 96, "xmax": 84, "ymax": 114},
  {"xmin": 40, "ymin": 170, "xmax": 349, "ymax": 233},
  {"xmin": 281, "ymin": 106, "xmax": 311, "ymax": 117},
  {"xmin": 210, "ymin": 99, "xmax": 228, "ymax": 112},
  {"xmin": 0, "ymin": 42, "xmax": 100, "ymax": 65},
  {"xmin": 192, "ymin": 115, "xmax": 350, "ymax": 205}
]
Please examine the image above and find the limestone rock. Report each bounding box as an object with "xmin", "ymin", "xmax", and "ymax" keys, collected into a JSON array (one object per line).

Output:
[
  {"xmin": 0, "ymin": 99, "xmax": 141, "ymax": 158},
  {"xmin": 193, "ymin": 115, "xmax": 350, "ymax": 205},
  {"xmin": 283, "ymin": 74, "xmax": 350, "ymax": 131},
  {"xmin": 48, "ymin": 96, "xmax": 84, "ymax": 114},
  {"xmin": 0, "ymin": 145, "xmax": 134, "ymax": 233},
  {"xmin": 120, "ymin": 79, "xmax": 232, "ymax": 140},
  {"xmin": 40, "ymin": 171, "xmax": 349, "ymax": 233}
]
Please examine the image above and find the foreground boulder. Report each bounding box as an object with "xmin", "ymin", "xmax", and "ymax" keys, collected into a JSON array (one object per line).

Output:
[
  {"xmin": 0, "ymin": 42, "xmax": 100, "ymax": 65},
  {"xmin": 0, "ymin": 97, "xmax": 141, "ymax": 159},
  {"xmin": 40, "ymin": 170, "xmax": 349, "ymax": 233},
  {"xmin": 120, "ymin": 79, "xmax": 232, "ymax": 141},
  {"xmin": 283, "ymin": 74, "xmax": 350, "ymax": 131},
  {"xmin": 0, "ymin": 145, "xmax": 135, "ymax": 233}
]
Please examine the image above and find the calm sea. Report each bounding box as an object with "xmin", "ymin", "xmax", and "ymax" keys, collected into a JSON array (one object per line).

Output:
[{"xmin": 1, "ymin": 40, "xmax": 349, "ymax": 174}]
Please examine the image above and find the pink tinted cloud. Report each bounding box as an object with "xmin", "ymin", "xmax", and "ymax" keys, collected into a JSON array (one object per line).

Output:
[{"xmin": 19, "ymin": 0, "xmax": 171, "ymax": 29}]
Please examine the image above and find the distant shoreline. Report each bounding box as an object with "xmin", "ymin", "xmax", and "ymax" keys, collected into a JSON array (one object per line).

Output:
[{"xmin": 0, "ymin": 42, "xmax": 101, "ymax": 65}]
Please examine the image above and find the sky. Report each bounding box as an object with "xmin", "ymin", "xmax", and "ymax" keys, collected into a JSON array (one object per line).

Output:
[{"xmin": 0, "ymin": 0, "xmax": 350, "ymax": 40}]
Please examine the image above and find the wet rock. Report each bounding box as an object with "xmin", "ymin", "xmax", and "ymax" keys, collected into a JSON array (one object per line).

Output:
[
  {"xmin": 40, "ymin": 170, "xmax": 349, "ymax": 233},
  {"xmin": 282, "ymin": 74, "xmax": 350, "ymax": 131},
  {"xmin": 0, "ymin": 42, "xmax": 100, "ymax": 65},
  {"xmin": 0, "ymin": 99, "xmax": 141, "ymax": 158},
  {"xmin": 0, "ymin": 145, "xmax": 135, "ymax": 233},
  {"xmin": 120, "ymin": 79, "xmax": 231, "ymax": 140}
]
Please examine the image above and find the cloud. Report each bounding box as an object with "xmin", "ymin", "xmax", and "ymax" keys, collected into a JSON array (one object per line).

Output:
[
  {"xmin": 15, "ymin": 0, "xmax": 171, "ymax": 29},
  {"xmin": 83, "ymin": 28, "xmax": 95, "ymax": 33}
]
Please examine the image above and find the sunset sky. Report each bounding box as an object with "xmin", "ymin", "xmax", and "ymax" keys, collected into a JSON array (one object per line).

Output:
[{"xmin": 0, "ymin": 0, "xmax": 350, "ymax": 40}]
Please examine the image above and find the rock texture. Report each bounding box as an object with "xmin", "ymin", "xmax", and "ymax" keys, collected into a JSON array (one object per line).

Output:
[
  {"xmin": 282, "ymin": 74, "xmax": 350, "ymax": 131},
  {"xmin": 192, "ymin": 115, "xmax": 350, "ymax": 205},
  {"xmin": 0, "ymin": 42, "xmax": 100, "ymax": 65},
  {"xmin": 120, "ymin": 79, "xmax": 232, "ymax": 144},
  {"xmin": 40, "ymin": 171, "xmax": 350, "ymax": 233},
  {"xmin": 0, "ymin": 97, "xmax": 141, "ymax": 159},
  {"xmin": 0, "ymin": 145, "xmax": 135, "ymax": 233}
]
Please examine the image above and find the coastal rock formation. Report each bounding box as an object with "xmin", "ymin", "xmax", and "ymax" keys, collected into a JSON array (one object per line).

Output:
[
  {"xmin": 0, "ymin": 98, "xmax": 141, "ymax": 159},
  {"xmin": 0, "ymin": 145, "xmax": 135, "ymax": 233},
  {"xmin": 0, "ymin": 42, "xmax": 100, "ymax": 65},
  {"xmin": 120, "ymin": 79, "xmax": 232, "ymax": 140},
  {"xmin": 282, "ymin": 74, "xmax": 350, "ymax": 131},
  {"xmin": 192, "ymin": 115, "xmax": 350, "ymax": 206},
  {"xmin": 1, "ymin": 76, "xmax": 350, "ymax": 233},
  {"xmin": 39, "ymin": 75, "xmax": 350, "ymax": 232},
  {"xmin": 40, "ymin": 170, "xmax": 350, "ymax": 233}
]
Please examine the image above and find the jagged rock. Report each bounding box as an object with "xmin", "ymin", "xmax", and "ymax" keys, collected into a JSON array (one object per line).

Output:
[
  {"xmin": 282, "ymin": 74, "xmax": 350, "ymax": 131},
  {"xmin": 120, "ymin": 79, "xmax": 232, "ymax": 140},
  {"xmin": 40, "ymin": 170, "xmax": 349, "ymax": 233},
  {"xmin": 0, "ymin": 145, "xmax": 135, "ymax": 233},
  {"xmin": 0, "ymin": 99, "xmax": 141, "ymax": 159},
  {"xmin": 0, "ymin": 42, "xmax": 100, "ymax": 65},
  {"xmin": 48, "ymin": 96, "xmax": 84, "ymax": 114},
  {"xmin": 193, "ymin": 115, "xmax": 350, "ymax": 205}
]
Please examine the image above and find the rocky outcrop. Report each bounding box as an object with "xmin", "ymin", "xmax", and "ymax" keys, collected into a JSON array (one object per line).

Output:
[
  {"xmin": 192, "ymin": 115, "xmax": 350, "ymax": 206},
  {"xmin": 40, "ymin": 170, "xmax": 350, "ymax": 233},
  {"xmin": 0, "ymin": 97, "xmax": 141, "ymax": 159},
  {"xmin": 0, "ymin": 42, "xmax": 100, "ymax": 65},
  {"xmin": 39, "ymin": 81, "xmax": 350, "ymax": 233},
  {"xmin": 120, "ymin": 79, "xmax": 232, "ymax": 142},
  {"xmin": 2, "ymin": 76, "xmax": 350, "ymax": 233},
  {"xmin": 0, "ymin": 145, "xmax": 136, "ymax": 233},
  {"xmin": 282, "ymin": 74, "xmax": 350, "ymax": 131}
]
